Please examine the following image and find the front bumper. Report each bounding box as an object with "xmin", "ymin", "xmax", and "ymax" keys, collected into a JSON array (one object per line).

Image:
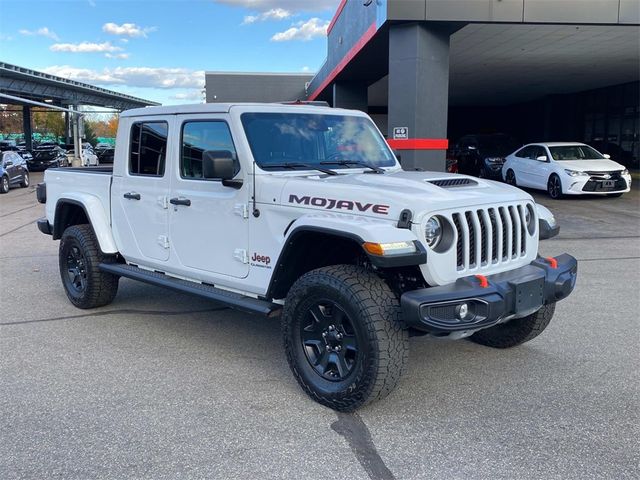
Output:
[
  {"xmin": 401, "ymin": 254, "xmax": 577, "ymax": 333},
  {"xmin": 564, "ymin": 174, "xmax": 631, "ymax": 195}
]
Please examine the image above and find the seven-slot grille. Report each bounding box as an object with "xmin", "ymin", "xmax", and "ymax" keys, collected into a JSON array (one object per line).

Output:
[{"xmin": 451, "ymin": 204, "xmax": 529, "ymax": 271}]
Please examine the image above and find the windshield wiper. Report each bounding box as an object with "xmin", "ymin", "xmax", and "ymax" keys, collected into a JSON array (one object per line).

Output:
[
  {"xmin": 320, "ymin": 160, "xmax": 385, "ymax": 174},
  {"xmin": 260, "ymin": 162, "xmax": 338, "ymax": 176}
]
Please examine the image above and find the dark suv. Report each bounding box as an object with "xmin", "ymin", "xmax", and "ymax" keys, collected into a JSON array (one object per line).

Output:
[
  {"xmin": 29, "ymin": 143, "xmax": 67, "ymax": 170},
  {"xmin": 1, "ymin": 150, "xmax": 29, "ymax": 193},
  {"xmin": 453, "ymin": 134, "xmax": 520, "ymax": 180}
]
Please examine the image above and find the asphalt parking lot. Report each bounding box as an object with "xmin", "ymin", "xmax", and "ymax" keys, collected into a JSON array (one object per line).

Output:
[{"xmin": 1, "ymin": 171, "xmax": 638, "ymax": 480}]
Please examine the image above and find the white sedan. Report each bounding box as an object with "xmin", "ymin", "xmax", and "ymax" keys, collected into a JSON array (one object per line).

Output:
[{"xmin": 502, "ymin": 142, "xmax": 631, "ymax": 199}]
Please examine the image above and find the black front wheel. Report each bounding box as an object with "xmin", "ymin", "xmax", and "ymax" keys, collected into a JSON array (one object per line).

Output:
[
  {"xmin": 282, "ymin": 265, "xmax": 409, "ymax": 411},
  {"xmin": 547, "ymin": 174, "xmax": 563, "ymax": 199},
  {"xmin": 505, "ymin": 169, "xmax": 517, "ymax": 186},
  {"xmin": 0, "ymin": 175, "xmax": 9, "ymax": 194},
  {"xmin": 59, "ymin": 224, "xmax": 119, "ymax": 309}
]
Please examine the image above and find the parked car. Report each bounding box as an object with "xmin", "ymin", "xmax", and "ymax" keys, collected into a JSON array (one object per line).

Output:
[
  {"xmin": 1, "ymin": 140, "xmax": 34, "ymax": 164},
  {"xmin": 452, "ymin": 134, "xmax": 520, "ymax": 179},
  {"xmin": 96, "ymin": 147, "xmax": 115, "ymax": 164},
  {"xmin": 502, "ymin": 142, "xmax": 632, "ymax": 199},
  {"xmin": 66, "ymin": 145, "xmax": 99, "ymax": 167},
  {"xmin": 37, "ymin": 102, "xmax": 577, "ymax": 410},
  {"xmin": 29, "ymin": 143, "xmax": 67, "ymax": 170},
  {"xmin": 0, "ymin": 150, "xmax": 29, "ymax": 193}
]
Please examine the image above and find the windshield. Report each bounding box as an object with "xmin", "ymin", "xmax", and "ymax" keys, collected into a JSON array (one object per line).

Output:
[
  {"xmin": 241, "ymin": 112, "xmax": 396, "ymax": 171},
  {"xmin": 549, "ymin": 145, "xmax": 605, "ymax": 161}
]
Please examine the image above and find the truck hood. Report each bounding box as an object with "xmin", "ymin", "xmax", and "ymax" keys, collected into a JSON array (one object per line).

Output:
[
  {"xmin": 273, "ymin": 170, "xmax": 533, "ymax": 220},
  {"xmin": 558, "ymin": 159, "xmax": 626, "ymax": 172}
]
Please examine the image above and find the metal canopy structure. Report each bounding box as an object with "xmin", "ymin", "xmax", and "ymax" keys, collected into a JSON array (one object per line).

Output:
[{"xmin": 0, "ymin": 62, "xmax": 159, "ymax": 110}]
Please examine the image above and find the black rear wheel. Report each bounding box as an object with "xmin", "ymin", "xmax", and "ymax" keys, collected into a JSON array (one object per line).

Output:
[
  {"xmin": 59, "ymin": 224, "xmax": 119, "ymax": 309},
  {"xmin": 20, "ymin": 171, "xmax": 29, "ymax": 188},
  {"xmin": 282, "ymin": 265, "xmax": 409, "ymax": 411}
]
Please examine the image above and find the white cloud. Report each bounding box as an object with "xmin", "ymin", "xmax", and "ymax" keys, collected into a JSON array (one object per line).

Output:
[
  {"xmin": 271, "ymin": 18, "xmax": 328, "ymax": 42},
  {"xmin": 102, "ymin": 22, "xmax": 157, "ymax": 38},
  {"xmin": 50, "ymin": 41, "xmax": 122, "ymax": 53},
  {"xmin": 301, "ymin": 66, "xmax": 311, "ymax": 72},
  {"xmin": 120, "ymin": 38, "xmax": 129, "ymax": 43},
  {"xmin": 215, "ymin": 0, "xmax": 338, "ymax": 13},
  {"xmin": 0, "ymin": 34, "xmax": 13, "ymax": 41},
  {"xmin": 242, "ymin": 8, "xmax": 291, "ymax": 24},
  {"xmin": 42, "ymin": 65, "xmax": 205, "ymax": 89},
  {"xmin": 171, "ymin": 90, "xmax": 204, "ymax": 101},
  {"xmin": 19, "ymin": 27, "xmax": 59, "ymax": 41},
  {"xmin": 105, "ymin": 52, "xmax": 130, "ymax": 59}
]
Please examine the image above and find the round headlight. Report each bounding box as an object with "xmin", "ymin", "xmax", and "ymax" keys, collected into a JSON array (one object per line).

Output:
[
  {"xmin": 425, "ymin": 216, "xmax": 443, "ymax": 248},
  {"xmin": 525, "ymin": 204, "xmax": 536, "ymax": 235}
]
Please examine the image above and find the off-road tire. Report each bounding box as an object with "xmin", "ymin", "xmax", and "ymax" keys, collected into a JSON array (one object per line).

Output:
[
  {"xmin": 0, "ymin": 175, "xmax": 9, "ymax": 194},
  {"xmin": 20, "ymin": 171, "xmax": 29, "ymax": 188},
  {"xmin": 469, "ymin": 303, "xmax": 556, "ymax": 348},
  {"xmin": 282, "ymin": 265, "xmax": 409, "ymax": 411},
  {"xmin": 59, "ymin": 224, "xmax": 119, "ymax": 309}
]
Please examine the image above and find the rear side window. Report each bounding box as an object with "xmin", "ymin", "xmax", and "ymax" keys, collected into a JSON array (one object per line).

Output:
[
  {"xmin": 180, "ymin": 121, "xmax": 238, "ymax": 179},
  {"xmin": 129, "ymin": 122, "xmax": 168, "ymax": 176}
]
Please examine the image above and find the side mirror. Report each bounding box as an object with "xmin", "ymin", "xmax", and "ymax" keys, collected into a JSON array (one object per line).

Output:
[
  {"xmin": 4, "ymin": 161, "xmax": 13, "ymax": 167},
  {"xmin": 536, "ymin": 155, "xmax": 548, "ymax": 162},
  {"xmin": 603, "ymin": 154, "xmax": 611, "ymax": 159},
  {"xmin": 203, "ymin": 150, "xmax": 236, "ymax": 180},
  {"xmin": 203, "ymin": 150, "xmax": 243, "ymax": 189}
]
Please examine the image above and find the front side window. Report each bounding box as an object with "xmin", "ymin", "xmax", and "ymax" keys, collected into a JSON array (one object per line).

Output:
[
  {"xmin": 515, "ymin": 146, "xmax": 532, "ymax": 158},
  {"xmin": 241, "ymin": 113, "xmax": 396, "ymax": 171},
  {"xmin": 548, "ymin": 145, "xmax": 605, "ymax": 161},
  {"xmin": 181, "ymin": 121, "xmax": 238, "ymax": 179},
  {"xmin": 129, "ymin": 121, "xmax": 168, "ymax": 176}
]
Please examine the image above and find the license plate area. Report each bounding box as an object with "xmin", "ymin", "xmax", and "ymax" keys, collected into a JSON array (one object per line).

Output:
[
  {"xmin": 601, "ymin": 180, "xmax": 615, "ymax": 188},
  {"xmin": 511, "ymin": 277, "xmax": 544, "ymax": 312}
]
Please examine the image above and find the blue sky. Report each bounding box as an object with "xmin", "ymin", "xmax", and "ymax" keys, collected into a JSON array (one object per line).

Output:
[{"xmin": 0, "ymin": 0, "xmax": 339, "ymax": 104}]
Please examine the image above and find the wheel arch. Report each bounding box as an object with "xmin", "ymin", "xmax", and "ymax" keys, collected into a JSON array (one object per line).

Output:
[
  {"xmin": 53, "ymin": 197, "xmax": 118, "ymax": 253},
  {"xmin": 266, "ymin": 218, "xmax": 425, "ymax": 300}
]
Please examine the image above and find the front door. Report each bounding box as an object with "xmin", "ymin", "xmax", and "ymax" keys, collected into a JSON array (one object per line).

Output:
[
  {"xmin": 111, "ymin": 119, "xmax": 172, "ymax": 263},
  {"xmin": 168, "ymin": 115, "xmax": 249, "ymax": 279}
]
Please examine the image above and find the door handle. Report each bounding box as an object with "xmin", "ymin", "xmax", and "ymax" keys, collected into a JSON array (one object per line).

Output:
[
  {"xmin": 169, "ymin": 197, "xmax": 191, "ymax": 207},
  {"xmin": 123, "ymin": 192, "xmax": 141, "ymax": 200}
]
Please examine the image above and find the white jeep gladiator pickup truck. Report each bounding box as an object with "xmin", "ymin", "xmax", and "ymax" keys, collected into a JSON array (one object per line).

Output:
[{"xmin": 36, "ymin": 103, "xmax": 577, "ymax": 411}]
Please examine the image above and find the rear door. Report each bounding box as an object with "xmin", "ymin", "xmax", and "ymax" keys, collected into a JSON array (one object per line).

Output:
[
  {"xmin": 111, "ymin": 118, "xmax": 172, "ymax": 263},
  {"xmin": 168, "ymin": 115, "xmax": 250, "ymax": 279}
]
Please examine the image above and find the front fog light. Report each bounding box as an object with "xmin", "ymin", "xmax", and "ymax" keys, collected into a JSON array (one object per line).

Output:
[
  {"xmin": 363, "ymin": 241, "xmax": 417, "ymax": 256},
  {"xmin": 425, "ymin": 216, "xmax": 443, "ymax": 248}
]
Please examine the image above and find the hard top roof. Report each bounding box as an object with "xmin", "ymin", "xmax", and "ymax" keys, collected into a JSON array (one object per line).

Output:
[{"xmin": 120, "ymin": 102, "xmax": 341, "ymax": 118}]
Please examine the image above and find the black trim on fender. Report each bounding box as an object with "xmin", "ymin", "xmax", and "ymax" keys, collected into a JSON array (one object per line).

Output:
[
  {"xmin": 36, "ymin": 182, "xmax": 46, "ymax": 204},
  {"xmin": 266, "ymin": 225, "xmax": 426, "ymax": 299},
  {"xmin": 539, "ymin": 218, "xmax": 560, "ymax": 240},
  {"xmin": 37, "ymin": 217, "xmax": 52, "ymax": 235},
  {"xmin": 52, "ymin": 199, "xmax": 90, "ymax": 240}
]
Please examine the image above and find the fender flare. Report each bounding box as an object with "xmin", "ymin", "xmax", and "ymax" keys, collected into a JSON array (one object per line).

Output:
[
  {"xmin": 54, "ymin": 195, "xmax": 118, "ymax": 254},
  {"xmin": 266, "ymin": 214, "xmax": 426, "ymax": 299}
]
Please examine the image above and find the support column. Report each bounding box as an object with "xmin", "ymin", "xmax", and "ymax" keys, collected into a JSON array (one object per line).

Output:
[
  {"xmin": 22, "ymin": 105, "xmax": 33, "ymax": 151},
  {"xmin": 332, "ymin": 82, "xmax": 368, "ymax": 112},
  {"xmin": 388, "ymin": 23, "xmax": 458, "ymax": 171}
]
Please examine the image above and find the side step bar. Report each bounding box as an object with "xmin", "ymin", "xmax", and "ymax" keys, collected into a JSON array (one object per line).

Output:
[{"xmin": 99, "ymin": 263, "xmax": 281, "ymax": 317}]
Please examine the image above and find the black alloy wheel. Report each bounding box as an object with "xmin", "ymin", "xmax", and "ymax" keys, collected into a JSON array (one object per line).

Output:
[
  {"xmin": 547, "ymin": 174, "xmax": 563, "ymax": 199},
  {"xmin": 300, "ymin": 299, "xmax": 360, "ymax": 381},
  {"xmin": 64, "ymin": 243, "xmax": 88, "ymax": 294},
  {"xmin": 0, "ymin": 175, "xmax": 9, "ymax": 194},
  {"xmin": 506, "ymin": 169, "xmax": 517, "ymax": 186}
]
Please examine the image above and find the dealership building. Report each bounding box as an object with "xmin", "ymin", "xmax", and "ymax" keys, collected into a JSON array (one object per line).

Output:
[{"xmin": 206, "ymin": 0, "xmax": 640, "ymax": 171}]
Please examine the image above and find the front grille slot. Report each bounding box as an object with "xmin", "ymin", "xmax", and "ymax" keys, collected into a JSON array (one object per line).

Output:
[{"xmin": 452, "ymin": 203, "xmax": 528, "ymax": 271}]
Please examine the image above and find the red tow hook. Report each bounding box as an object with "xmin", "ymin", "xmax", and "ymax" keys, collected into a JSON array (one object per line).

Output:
[
  {"xmin": 474, "ymin": 274, "xmax": 489, "ymax": 288},
  {"xmin": 545, "ymin": 257, "xmax": 558, "ymax": 269}
]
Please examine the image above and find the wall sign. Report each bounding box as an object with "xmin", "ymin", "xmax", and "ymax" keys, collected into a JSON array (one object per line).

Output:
[{"xmin": 393, "ymin": 127, "xmax": 408, "ymax": 140}]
